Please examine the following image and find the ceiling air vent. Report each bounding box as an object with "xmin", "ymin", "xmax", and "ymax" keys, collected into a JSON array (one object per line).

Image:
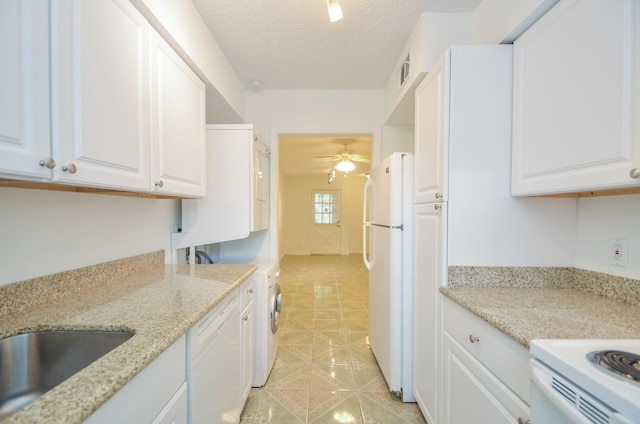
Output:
[{"xmin": 400, "ymin": 54, "xmax": 410, "ymax": 87}]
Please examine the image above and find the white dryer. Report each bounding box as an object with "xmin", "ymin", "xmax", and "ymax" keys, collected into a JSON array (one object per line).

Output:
[{"xmin": 252, "ymin": 260, "xmax": 281, "ymax": 387}]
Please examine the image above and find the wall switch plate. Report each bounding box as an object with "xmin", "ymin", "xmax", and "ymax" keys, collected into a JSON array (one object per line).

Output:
[{"xmin": 609, "ymin": 238, "xmax": 628, "ymax": 267}]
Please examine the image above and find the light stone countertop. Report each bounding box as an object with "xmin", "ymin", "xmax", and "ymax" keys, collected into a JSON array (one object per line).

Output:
[
  {"xmin": 0, "ymin": 259, "xmax": 257, "ymax": 424},
  {"xmin": 440, "ymin": 287, "xmax": 640, "ymax": 349}
]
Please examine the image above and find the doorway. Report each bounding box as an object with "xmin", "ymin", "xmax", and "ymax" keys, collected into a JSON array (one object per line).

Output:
[{"xmin": 278, "ymin": 134, "xmax": 371, "ymax": 256}]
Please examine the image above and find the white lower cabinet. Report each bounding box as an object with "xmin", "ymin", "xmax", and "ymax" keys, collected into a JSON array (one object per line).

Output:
[
  {"xmin": 442, "ymin": 298, "xmax": 530, "ymax": 424},
  {"xmin": 239, "ymin": 278, "xmax": 256, "ymax": 407},
  {"xmin": 85, "ymin": 335, "xmax": 187, "ymax": 424},
  {"xmin": 152, "ymin": 383, "xmax": 188, "ymax": 424}
]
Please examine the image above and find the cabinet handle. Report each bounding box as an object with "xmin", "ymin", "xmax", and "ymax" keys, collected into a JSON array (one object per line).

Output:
[
  {"xmin": 517, "ymin": 418, "xmax": 530, "ymax": 424},
  {"xmin": 630, "ymin": 168, "xmax": 640, "ymax": 179},
  {"xmin": 62, "ymin": 163, "xmax": 77, "ymax": 174},
  {"xmin": 155, "ymin": 180, "xmax": 164, "ymax": 188},
  {"xmin": 39, "ymin": 157, "xmax": 56, "ymax": 169},
  {"xmin": 468, "ymin": 334, "xmax": 480, "ymax": 343},
  {"xmin": 434, "ymin": 204, "xmax": 442, "ymax": 210}
]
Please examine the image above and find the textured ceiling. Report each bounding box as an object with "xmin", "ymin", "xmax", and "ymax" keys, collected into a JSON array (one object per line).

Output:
[
  {"xmin": 191, "ymin": 0, "xmax": 482, "ymax": 90},
  {"xmin": 191, "ymin": 0, "xmax": 481, "ymax": 175}
]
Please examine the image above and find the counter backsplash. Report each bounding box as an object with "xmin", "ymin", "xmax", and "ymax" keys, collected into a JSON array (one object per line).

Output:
[
  {"xmin": 448, "ymin": 266, "xmax": 640, "ymax": 307},
  {"xmin": 0, "ymin": 250, "xmax": 165, "ymax": 317}
]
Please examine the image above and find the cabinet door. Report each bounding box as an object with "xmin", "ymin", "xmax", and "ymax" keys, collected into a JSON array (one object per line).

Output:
[
  {"xmin": 512, "ymin": 0, "xmax": 640, "ymax": 195},
  {"xmin": 152, "ymin": 383, "xmax": 187, "ymax": 424},
  {"xmin": 0, "ymin": 0, "xmax": 51, "ymax": 180},
  {"xmin": 442, "ymin": 334, "xmax": 529, "ymax": 424},
  {"xmin": 50, "ymin": 0, "xmax": 150, "ymax": 190},
  {"xmin": 413, "ymin": 203, "xmax": 446, "ymax": 424},
  {"xmin": 414, "ymin": 51, "xmax": 449, "ymax": 204},
  {"xmin": 240, "ymin": 300, "xmax": 255, "ymax": 406},
  {"xmin": 150, "ymin": 31, "xmax": 206, "ymax": 198},
  {"xmin": 252, "ymin": 134, "xmax": 269, "ymax": 231}
]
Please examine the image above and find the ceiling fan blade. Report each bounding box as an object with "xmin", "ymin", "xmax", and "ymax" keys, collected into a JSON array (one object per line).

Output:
[{"xmin": 352, "ymin": 157, "xmax": 371, "ymax": 164}]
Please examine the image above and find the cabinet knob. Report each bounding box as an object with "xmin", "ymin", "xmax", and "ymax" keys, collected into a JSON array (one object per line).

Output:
[
  {"xmin": 630, "ymin": 168, "xmax": 640, "ymax": 179},
  {"xmin": 435, "ymin": 204, "xmax": 442, "ymax": 210},
  {"xmin": 155, "ymin": 180, "xmax": 164, "ymax": 188},
  {"xmin": 517, "ymin": 418, "xmax": 530, "ymax": 424},
  {"xmin": 62, "ymin": 163, "xmax": 77, "ymax": 174},
  {"xmin": 469, "ymin": 334, "xmax": 480, "ymax": 343},
  {"xmin": 39, "ymin": 157, "xmax": 56, "ymax": 169},
  {"xmin": 435, "ymin": 193, "xmax": 443, "ymax": 199},
  {"xmin": 242, "ymin": 316, "xmax": 249, "ymax": 321}
]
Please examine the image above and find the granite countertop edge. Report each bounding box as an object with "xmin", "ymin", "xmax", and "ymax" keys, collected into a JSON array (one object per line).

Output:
[
  {"xmin": 440, "ymin": 286, "xmax": 640, "ymax": 350},
  {"xmin": 0, "ymin": 261, "xmax": 258, "ymax": 424}
]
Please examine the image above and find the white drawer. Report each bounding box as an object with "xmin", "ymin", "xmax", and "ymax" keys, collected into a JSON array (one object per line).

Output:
[
  {"xmin": 443, "ymin": 296, "xmax": 530, "ymax": 403},
  {"xmin": 240, "ymin": 277, "xmax": 255, "ymax": 311}
]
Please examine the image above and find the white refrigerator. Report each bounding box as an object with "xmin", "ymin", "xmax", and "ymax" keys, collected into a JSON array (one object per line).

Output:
[{"xmin": 363, "ymin": 152, "xmax": 414, "ymax": 402}]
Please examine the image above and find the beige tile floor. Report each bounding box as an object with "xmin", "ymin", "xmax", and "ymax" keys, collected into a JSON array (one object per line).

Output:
[{"xmin": 240, "ymin": 254, "xmax": 427, "ymax": 424}]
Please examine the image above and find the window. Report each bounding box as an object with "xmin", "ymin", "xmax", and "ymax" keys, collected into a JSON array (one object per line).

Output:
[{"xmin": 314, "ymin": 192, "xmax": 339, "ymax": 224}]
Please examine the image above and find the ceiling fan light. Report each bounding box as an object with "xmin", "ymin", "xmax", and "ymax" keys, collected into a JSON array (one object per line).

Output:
[
  {"xmin": 326, "ymin": 0, "xmax": 343, "ymax": 22},
  {"xmin": 335, "ymin": 159, "xmax": 355, "ymax": 172}
]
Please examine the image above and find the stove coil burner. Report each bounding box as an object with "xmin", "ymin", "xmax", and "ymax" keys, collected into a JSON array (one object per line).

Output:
[{"xmin": 587, "ymin": 350, "xmax": 640, "ymax": 382}]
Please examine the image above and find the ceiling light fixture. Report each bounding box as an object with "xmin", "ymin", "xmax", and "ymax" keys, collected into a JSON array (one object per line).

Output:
[
  {"xmin": 335, "ymin": 159, "xmax": 355, "ymax": 172},
  {"xmin": 326, "ymin": 0, "xmax": 343, "ymax": 22}
]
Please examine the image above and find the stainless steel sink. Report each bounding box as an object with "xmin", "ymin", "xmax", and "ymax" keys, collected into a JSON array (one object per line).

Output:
[{"xmin": 0, "ymin": 329, "xmax": 134, "ymax": 420}]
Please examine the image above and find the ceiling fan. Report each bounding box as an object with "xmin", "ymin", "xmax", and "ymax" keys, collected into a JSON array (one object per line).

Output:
[{"xmin": 315, "ymin": 144, "xmax": 371, "ymax": 172}]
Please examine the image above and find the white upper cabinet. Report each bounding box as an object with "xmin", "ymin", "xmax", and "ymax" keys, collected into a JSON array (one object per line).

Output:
[
  {"xmin": 177, "ymin": 125, "xmax": 269, "ymax": 248},
  {"xmin": 1, "ymin": 1, "xmax": 205, "ymax": 197},
  {"xmin": 0, "ymin": 0, "xmax": 51, "ymax": 180},
  {"xmin": 149, "ymin": 30, "xmax": 206, "ymax": 197},
  {"xmin": 414, "ymin": 52, "xmax": 448, "ymax": 204},
  {"xmin": 50, "ymin": 0, "xmax": 151, "ymax": 191},
  {"xmin": 512, "ymin": 0, "xmax": 640, "ymax": 196}
]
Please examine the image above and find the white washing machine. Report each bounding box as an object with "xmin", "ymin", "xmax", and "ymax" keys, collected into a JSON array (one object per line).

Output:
[{"xmin": 252, "ymin": 260, "xmax": 281, "ymax": 387}]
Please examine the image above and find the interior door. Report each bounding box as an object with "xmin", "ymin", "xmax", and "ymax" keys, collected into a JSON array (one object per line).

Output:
[{"xmin": 310, "ymin": 190, "xmax": 341, "ymax": 254}]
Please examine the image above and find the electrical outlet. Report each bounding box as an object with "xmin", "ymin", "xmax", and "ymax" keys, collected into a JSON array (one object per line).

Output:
[{"xmin": 609, "ymin": 238, "xmax": 628, "ymax": 267}]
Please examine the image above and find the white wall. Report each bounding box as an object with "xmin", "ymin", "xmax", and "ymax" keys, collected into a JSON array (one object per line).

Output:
[
  {"xmin": 575, "ymin": 195, "xmax": 640, "ymax": 279},
  {"xmin": 281, "ymin": 174, "xmax": 366, "ymax": 256},
  {"xmin": 0, "ymin": 187, "xmax": 179, "ymax": 286},
  {"xmin": 380, "ymin": 125, "xmax": 415, "ymax": 162},
  {"xmin": 245, "ymin": 89, "xmax": 389, "ymax": 259},
  {"xmin": 131, "ymin": 0, "xmax": 245, "ymax": 123}
]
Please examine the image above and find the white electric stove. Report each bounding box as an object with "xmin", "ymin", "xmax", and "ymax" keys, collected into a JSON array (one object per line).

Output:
[{"xmin": 530, "ymin": 339, "xmax": 640, "ymax": 424}]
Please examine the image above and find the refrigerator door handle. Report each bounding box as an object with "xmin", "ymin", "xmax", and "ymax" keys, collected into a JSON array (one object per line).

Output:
[{"xmin": 363, "ymin": 178, "xmax": 372, "ymax": 270}]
